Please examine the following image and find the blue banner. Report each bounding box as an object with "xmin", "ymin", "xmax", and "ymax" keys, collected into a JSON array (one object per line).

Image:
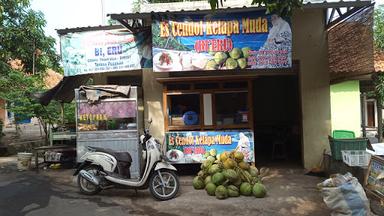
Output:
[
  {"xmin": 165, "ymin": 130, "xmax": 255, "ymax": 164},
  {"xmin": 152, "ymin": 11, "xmax": 291, "ymax": 72}
]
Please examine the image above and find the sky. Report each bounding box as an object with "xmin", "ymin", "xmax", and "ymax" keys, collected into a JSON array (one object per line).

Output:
[
  {"xmin": 31, "ymin": 0, "xmax": 134, "ymax": 52},
  {"xmin": 31, "ymin": 0, "xmax": 384, "ymax": 53}
]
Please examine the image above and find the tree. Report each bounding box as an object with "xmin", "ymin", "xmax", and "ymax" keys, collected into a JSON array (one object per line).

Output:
[
  {"xmin": 0, "ymin": 0, "xmax": 63, "ymax": 139},
  {"xmin": 208, "ymin": 0, "xmax": 303, "ymax": 17},
  {"xmin": 374, "ymin": 5, "xmax": 384, "ymax": 51},
  {"xmin": 137, "ymin": 0, "xmax": 303, "ymax": 17},
  {"xmin": 373, "ymin": 6, "xmax": 384, "ymax": 102},
  {"xmin": 370, "ymin": 6, "xmax": 384, "ymax": 141}
]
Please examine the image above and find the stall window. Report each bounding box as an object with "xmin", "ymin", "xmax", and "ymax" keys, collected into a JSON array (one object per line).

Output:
[
  {"xmin": 215, "ymin": 91, "xmax": 249, "ymax": 126},
  {"xmin": 163, "ymin": 81, "xmax": 253, "ymax": 131},
  {"xmin": 77, "ymin": 100, "xmax": 137, "ymax": 131},
  {"xmin": 168, "ymin": 94, "xmax": 200, "ymax": 127}
]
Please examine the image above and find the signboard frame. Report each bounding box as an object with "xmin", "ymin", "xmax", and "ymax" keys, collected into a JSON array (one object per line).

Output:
[
  {"xmin": 365, "ymin": 155, "xmax": 384, "ymax": 205},
  {"xmin": 152, "ymin": 11, "xmax": 292, "ymax": 72},
  {"xmin": 61, "ymin": 29, "xmax": 152, "ymax": 76},
  {"xmin": 165, "ymin": 130, "xmax": 255, "ymax": 164}
]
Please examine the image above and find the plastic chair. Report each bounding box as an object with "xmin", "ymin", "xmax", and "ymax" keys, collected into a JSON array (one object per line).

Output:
[{"xmin": 332, "ymin": 130, "xmax": 355, "ymax": 139}]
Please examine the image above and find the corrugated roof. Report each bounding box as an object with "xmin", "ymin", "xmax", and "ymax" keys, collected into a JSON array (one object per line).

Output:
[
  {"xmin": 58, "ymin": 1, "xmax": 372, "ymax": 35},
  {"xmin": 57, "ymin": 25, "xmax": 124, "ymax": 36},
  {"xmin": 304, "ymin": 0, "xmax": 368, "ymax": 3},
  {"xmin": 110, "ymin": 0, "xmax": 371, "ymax": 20}
]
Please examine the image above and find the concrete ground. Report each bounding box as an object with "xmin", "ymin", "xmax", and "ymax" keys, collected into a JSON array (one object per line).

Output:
[{"xmin": 0, "ymin": 156, "xmax": 332, "ymax": 216}]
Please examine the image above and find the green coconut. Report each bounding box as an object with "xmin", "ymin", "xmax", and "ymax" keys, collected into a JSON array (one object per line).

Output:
[
  {"xmin": 233, "ymin": 177, "xmax": 242, "ymax": 187},
  {"xmin": 203, "ymin": 152, "xmax": 210, "ymax": 158},
  {"xmin": 253, "ymin": 183, "xmax": 267, "ymax": 198},
  {"xmin": 234, "ymin": 151, "xmax": 245, "ymax": 162},
  {"xmin": 207, "ymin": 156, "xmax": 216, "ymax": 163},
  {"xmin": 208, "ymin": 164, "xmax": 221, "ymax": 175},
  {"xmin": 225, "ymin": 58, "xmax": 238, "ymax": 70},
  {"xmin": 205, "ymin": 182, "xmax": 217, "ymax": 196},
  {"xmin": 205, "ymin": 60, "xmax": 218, "ymax": 70},
  {"xmin": 239, "ymin": 162, "xmax": 250, "ymax": 170},
  {"xmin": 242, "ymin": 47, "xmax": 251, "ymax": 58},
  {"xmin": 193, "ymin": 176, "xmax": 205, "ymax": 190},
  {"xmin": 223, "ymin": 158, "xmax": 236, "ymax": 170},
  {"xmin": 249, "ymin": 166, "xmax": 259, "ymax": 177},
  {"xmin": 209, "ymin": 149, "xmax": 217, "ymax": 157},
  {"xmin": 215, "ymin": 185, "xmax": 228, "ymax": 199},
  {"xmin": 223, "ymin": 169, "xmax": 239, "ymax": 182},
  {"xmin": 229, "ymin": 48, "xmax": 242, "ymax": 59},
  {"xmin": 212, "ymin": 172, "xmax": 226, "ymax": 186},
  {"xmin": 220, "ymin": 151, "xmax": 229, "ymax": 162},
  {"xmin": 201, "ymin": 160, "xmax": 212, "ymax": 170},
  {"xmin": 204, "ymin": 175, "xmax": 212, "ymax": 185},
  {"xmin": 197, "ymin": 170, "xmax": 206, "ymax": 178},
  {"xmin": 240, "ymin": 182, "xmax": 252, "ymax": 196},
  {"xmin": 227, "ymin": 185, "xmax": 240, "ymax": 197},
  {"xmin": 214, "ymin": 52, "xmax": 228, "ymax": 65}
]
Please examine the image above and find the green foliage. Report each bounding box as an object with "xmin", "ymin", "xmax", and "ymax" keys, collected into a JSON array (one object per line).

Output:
[
  {"xmin": 374, "ymin": 6, "xmax": 384, "ymax": 51},
  {"xmin": 0, "ymin": 0, "xmax": 62, "ymax": 138},
  {"xmin": 152, "ymin": 24, "xmax": 191, "ymax": 51},
  {"xmin": 0, "ymin": 119, "xmax": 3, "ymax": 138},
  {"xmin": 251, "ymin": 0, "xmax": 303, "ymax": 17},
  {"xmin": 373, "ymin": 73, "xmax": 384, "ymax": 103},
  {"xmin": 63, "ymin": 102, "xmax": 76, "ymax": 124},
  {"xmin": 0, "ymin": 69, "xmax": 62, "ymax": 137},
  {"xmin": 207, "ymin": 0, "xmax": 303, "ymax": 17},
  {"xmin": 133, "ymin": 0, "xmax": 141, "ymax": 13},
  {"xmin": 0, "ymin": 0, "xmax": 60, "ymax": 74}
]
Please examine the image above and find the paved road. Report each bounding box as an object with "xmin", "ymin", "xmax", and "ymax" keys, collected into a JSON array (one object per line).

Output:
[{"xmin": 0, "ymin": 159, "xmax": 330, "ymax": 216}]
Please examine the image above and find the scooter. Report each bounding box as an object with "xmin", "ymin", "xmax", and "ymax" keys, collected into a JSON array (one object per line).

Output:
[{"xmin": 73, "ymin": 120, "xmax": 180, "ymax": 201}]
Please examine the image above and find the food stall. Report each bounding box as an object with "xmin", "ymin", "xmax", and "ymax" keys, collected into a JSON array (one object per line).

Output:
[
  {"xmin": 150, "ymin": 10, "xmax": 293, "ymax": 164},
  {"xmin": 75, "ymin": 85, "xmax": 142, "ymax": 178}
]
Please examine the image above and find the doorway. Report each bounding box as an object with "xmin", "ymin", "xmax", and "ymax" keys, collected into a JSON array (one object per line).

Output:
[{"xmin": 253, "ymin": 75, "xmax": 302, "ymax": 166}]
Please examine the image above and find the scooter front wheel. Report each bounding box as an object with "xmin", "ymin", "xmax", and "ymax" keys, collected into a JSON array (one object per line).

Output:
[
  {"xmin": 77, "ymin": 165, "xmax": 102, "ymax": 195},
  {"xmin": 149, "ymin": 169, "xmax": 179, "ymax": 201}
]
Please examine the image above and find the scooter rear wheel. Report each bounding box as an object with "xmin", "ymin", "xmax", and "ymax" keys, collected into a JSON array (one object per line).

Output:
[
  {"xmin": 149, "ymin": 169, "xmax": 179, "ymax": 201},
  {"xmin": 78, "ymin": 165, "xmax": 102, "ymax": 195}
]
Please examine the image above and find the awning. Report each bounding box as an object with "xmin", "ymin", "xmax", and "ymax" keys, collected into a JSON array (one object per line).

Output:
[{"xmin": 34, "ymin": 75, "xmax": 90, "ymax": 106}]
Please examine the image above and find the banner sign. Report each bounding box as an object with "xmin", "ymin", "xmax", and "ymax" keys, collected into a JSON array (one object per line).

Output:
[
  {"xmin": 165, "ymin": 130, "xmax": 254, "ymax": 164},
  {"xmin": 61, "ymin": 29, "xmax": 152, "ymax": 76},
  {"xmin": 152, "ymin": 11, "xmax": 291, "ymax": 72},
  {"xmin": 78, "ymin": 101, "xmax": 137, "ymax": 120}
]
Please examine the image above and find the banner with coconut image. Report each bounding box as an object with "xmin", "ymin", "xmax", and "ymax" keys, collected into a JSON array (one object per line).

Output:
[
  {"xmin": 165, "ymin": 130, "xmax": 254, "ymax": 164},
  {"xmin": 151, "ymin": 11, "xmax": 291, "ymax": 72}
]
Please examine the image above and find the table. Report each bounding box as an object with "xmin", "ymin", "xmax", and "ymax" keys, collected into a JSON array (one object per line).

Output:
[{"xmin": 33, "ymin": 145, "xmax": 76, "ymax": 173}]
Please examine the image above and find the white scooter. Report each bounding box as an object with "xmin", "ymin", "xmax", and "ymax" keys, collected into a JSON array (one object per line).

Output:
[{"xmin": 73, "ymin": 120, "xmax": 179, "ymax": 201}]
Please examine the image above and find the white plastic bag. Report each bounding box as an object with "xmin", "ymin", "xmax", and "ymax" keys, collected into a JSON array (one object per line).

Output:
[{"xmin": 319, "ymin": 173, "xmax": 370, "ymax": 216}]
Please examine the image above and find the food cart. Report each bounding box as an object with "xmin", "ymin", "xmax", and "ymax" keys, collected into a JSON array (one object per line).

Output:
[{"xmin": 75, "ymin": 86, "xmax": 142, "ymax": 178}]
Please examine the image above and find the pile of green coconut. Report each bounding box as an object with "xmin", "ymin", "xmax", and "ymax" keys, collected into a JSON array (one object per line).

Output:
[{"xmin": 193, "ymin": 149, "xmax": 269, "ymax": 200}]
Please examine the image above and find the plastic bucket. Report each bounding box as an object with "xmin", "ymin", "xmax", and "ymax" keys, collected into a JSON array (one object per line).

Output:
[{"xmin": 17, "ymin": 152, "xmax": 33, "ymax": 171}]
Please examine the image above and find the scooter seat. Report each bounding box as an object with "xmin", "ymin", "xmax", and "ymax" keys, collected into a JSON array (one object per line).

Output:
[{"xmin": 91, "ymin": 147, "xmax": 132, "ymax": 163}]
